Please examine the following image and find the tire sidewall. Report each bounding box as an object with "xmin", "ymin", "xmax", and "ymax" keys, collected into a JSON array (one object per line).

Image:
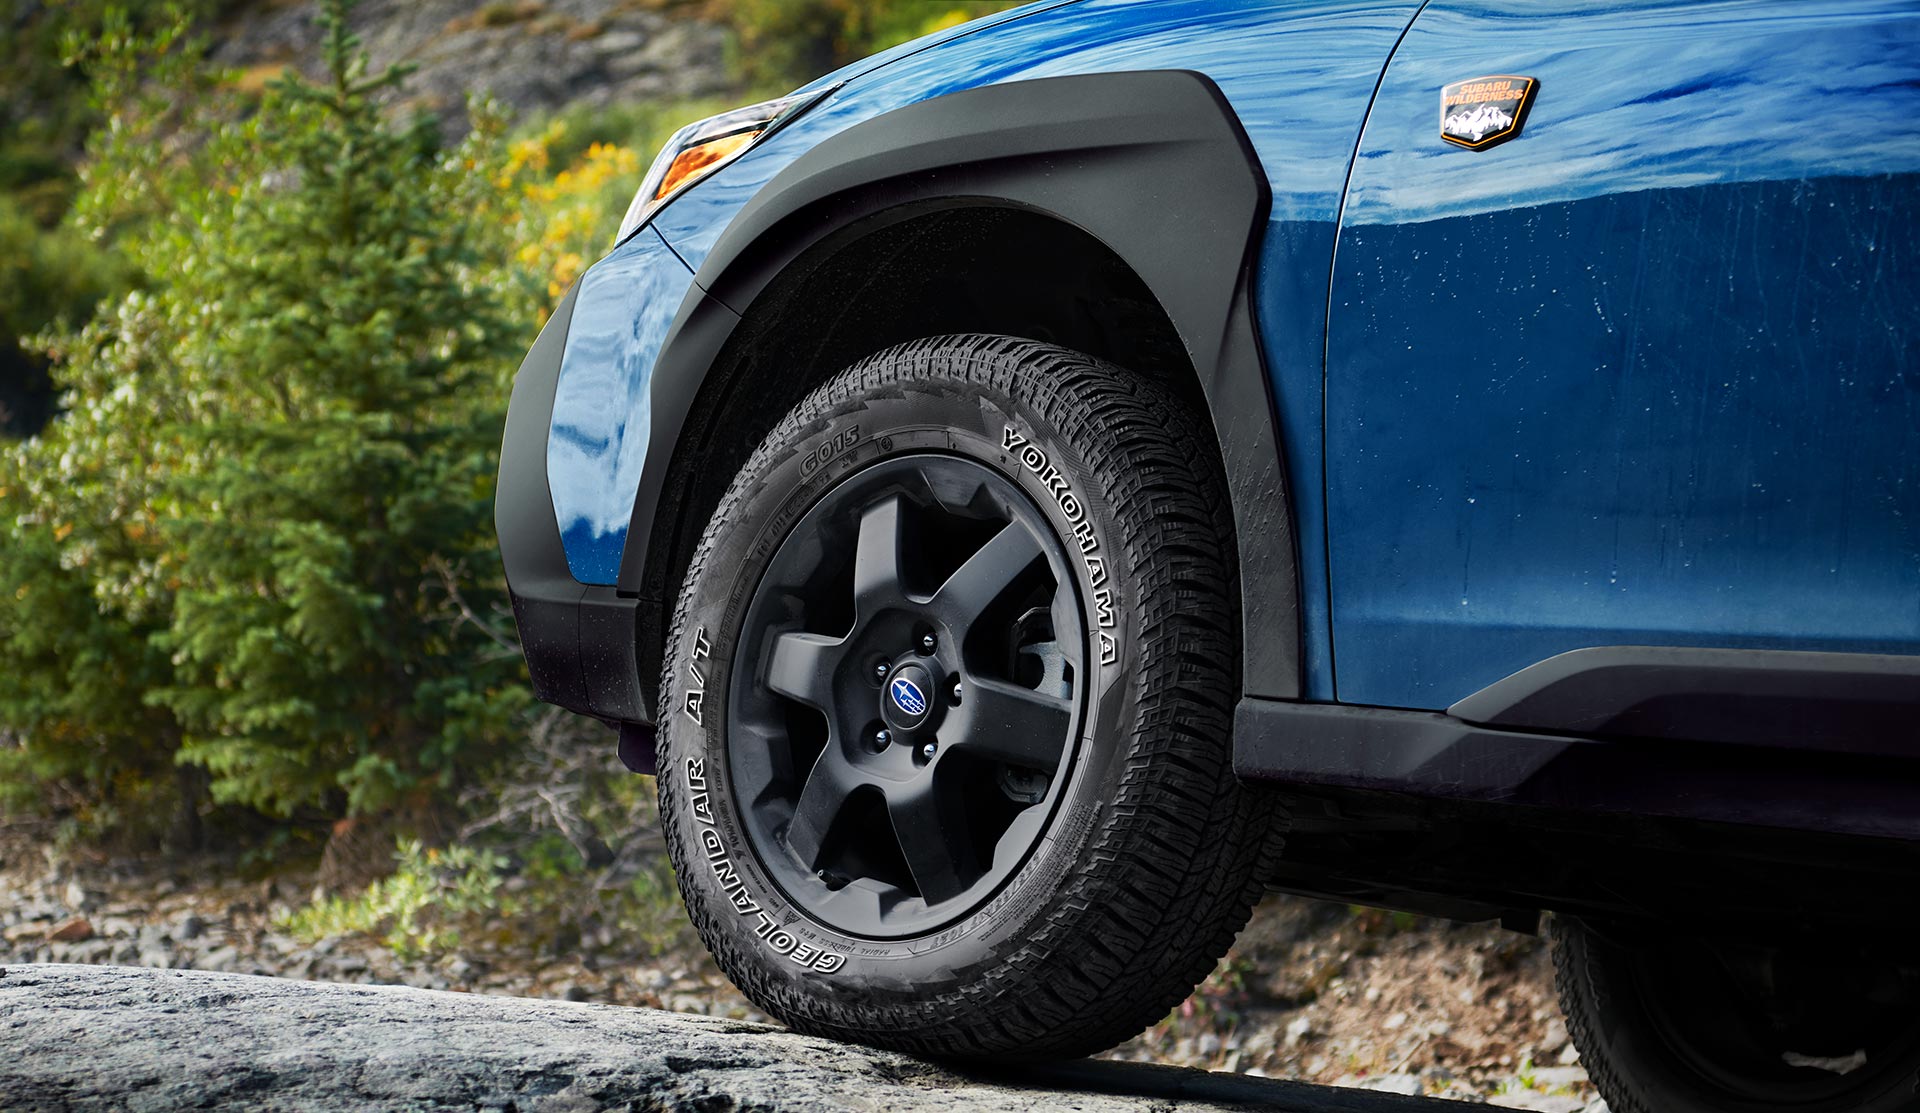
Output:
[{"xmin": 660, "ymin": 367, "xmax": 1145, "ymax": 997}]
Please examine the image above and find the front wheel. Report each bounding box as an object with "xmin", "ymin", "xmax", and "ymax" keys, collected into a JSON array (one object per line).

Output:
[
  {"xmin": 656, "ymin": 334, "xmax": 1280, "ymax": 1060},
  {"xmin": 1553, "ymin": 916, "xmax": 1920, "ymax": 1112}
]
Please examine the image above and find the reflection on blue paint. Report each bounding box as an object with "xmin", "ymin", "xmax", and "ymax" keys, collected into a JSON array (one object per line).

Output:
[
  {"xmin": 654, "ymin": 0, "xmax": 1425, "ymax": 263},
  {"xmin": 1341, "ymin": 1, "xmax": 1920, "ymax": 226},
  {"xmin": 547, "ymin": 227, "xmax": 695, "ymax": 584},
  {"xmin": 545, "ymin": 0, "xmax": 1918, "ymax": 715},
  {"xmin": 1328, "ymin": 0, "xmax": 1920, "ymax": 708},
  {"xmin": 596, "ymin": 0, "xmax": 1425, "ymax": 698}
]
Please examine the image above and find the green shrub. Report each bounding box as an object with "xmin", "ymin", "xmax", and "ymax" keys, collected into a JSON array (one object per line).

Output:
[
  {"xmin": 0, "ymin": 0, "xmax": 528, "ymax": 832},
  {"xmin": 282, "ymin": 838, "xmax": 510, "ymax": 958}
]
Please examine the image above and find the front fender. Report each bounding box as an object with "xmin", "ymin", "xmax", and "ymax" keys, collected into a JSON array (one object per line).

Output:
[{"xmin": 627, "ymin": 70, "xmax": 1302, "ymax": 703}]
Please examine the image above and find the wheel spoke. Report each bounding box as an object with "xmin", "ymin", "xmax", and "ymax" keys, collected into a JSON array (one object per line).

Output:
[
  {"xmin": 886, "ymin": 776, "xmax": 978, "ymax": 906},
  {"xmin": 784, "ymin": 749, "xmax": 861, "ymax": 870},
  {"xmin": 764, "ymin": 630, "xmax": 841, "ymax": 708},
  {"xmin": 815, "ymin": 878, "xmax": 888, "ymax": 925},
  {"xmin": 932, "ymin": 521, "xmax": 1045, "ymax": 624},
  {"xmin": 853, "ymin": 495, "xmax": 906, "ymax": 606},
  {"xmin": 953, "ymin": 676, "xmax": 1072, "ymax": 769},
  {"xmin": 1049, "ymin": 578, "xmax": 1086, "ymax": 671}
]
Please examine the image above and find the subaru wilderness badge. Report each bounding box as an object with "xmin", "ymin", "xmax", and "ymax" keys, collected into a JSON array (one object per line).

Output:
[{"xmin": 1440, "ymin": 75, "xmax": 1538, "ymax": 150}]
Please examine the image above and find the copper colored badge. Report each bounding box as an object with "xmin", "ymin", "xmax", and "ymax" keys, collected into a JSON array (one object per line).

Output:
[{"xmin": 1440, "ymin": 75, "xmax": 1538, "ymax": 150}]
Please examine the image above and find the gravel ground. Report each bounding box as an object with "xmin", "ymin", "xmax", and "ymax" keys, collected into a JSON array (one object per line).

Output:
[{"xmin": 0, "ymin": 838, "xmax": 1601, "ymax": 1110}]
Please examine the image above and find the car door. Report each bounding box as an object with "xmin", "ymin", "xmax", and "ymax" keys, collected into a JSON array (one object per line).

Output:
[{"xmin": 1323, "ymin": 0, "xmax": 1920, "ymax": 710}]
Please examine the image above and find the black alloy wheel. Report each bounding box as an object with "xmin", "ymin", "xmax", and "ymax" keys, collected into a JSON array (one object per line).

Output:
[
  {"xmin": 656, "ymin": 335, "xmax": 1281, "ymax": 1060},
  {"xmin": 728, "ymin": 454, "xmax": 1083, "ymax": 937}
]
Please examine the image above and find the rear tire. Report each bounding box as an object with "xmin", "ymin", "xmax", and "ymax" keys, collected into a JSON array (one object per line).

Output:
[
  {"xmin": 1553, "ymin": 917, "xmax": 1920, "ymax": 1112},
  {"xmin": 655, "ymin": 334, "xmax": 1281, "ymax": 1060}
]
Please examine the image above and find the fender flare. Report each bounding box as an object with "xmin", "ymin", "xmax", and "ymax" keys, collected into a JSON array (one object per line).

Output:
[{"xmin": 625, "ymin": 70, "xmax": 1303, "ymax": 701}]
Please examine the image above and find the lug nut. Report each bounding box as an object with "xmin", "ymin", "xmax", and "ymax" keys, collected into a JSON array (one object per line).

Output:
[
  {"xmin": 920, "ymin": 633, "xmax": 937, "ymax": 653},
  {"xmin": 875, "ymin": 729, "xmax": 892, "ymax": 748},
  {"xmin": 921, "ymin": 742, "xmax": 937, "ymax": 760},
  {"xmin": 874, "ymin": 661, "xmax": 890, "ymax": 679},
  {"xmin": 951, "ymin": 681, "xmax": 963, "ymax": 703}
]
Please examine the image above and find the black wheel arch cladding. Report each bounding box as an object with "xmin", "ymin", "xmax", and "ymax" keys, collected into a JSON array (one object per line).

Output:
[{"xmin": 623, "ymin": 69, "xmax": 1302, "ymax": 716}]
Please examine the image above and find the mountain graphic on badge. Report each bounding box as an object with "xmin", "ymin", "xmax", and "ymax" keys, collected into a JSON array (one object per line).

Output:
[{"xmin": 1440, "ymin": 75, "xmax": 1538, "ymax": 150}]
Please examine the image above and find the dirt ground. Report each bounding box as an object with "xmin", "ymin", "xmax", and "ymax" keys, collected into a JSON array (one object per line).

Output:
[{"xmin": 0, "ymin": 830, "xmax": 1599, "ymax": 1110}]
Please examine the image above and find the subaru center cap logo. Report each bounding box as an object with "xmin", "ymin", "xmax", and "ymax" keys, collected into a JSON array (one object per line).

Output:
[{"xmin": 890, "ymin": 675, "xmax": 930, "ymax": 719}]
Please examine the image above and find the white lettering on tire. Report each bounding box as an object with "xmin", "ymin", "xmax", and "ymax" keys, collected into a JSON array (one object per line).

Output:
[
  {"xmin": 685, "ymin": 754, "xmax": 846, "ymax": 974},
  {"xmin": 1002, "ymin": 426, "xmax": 1119, "ymax": 665}
]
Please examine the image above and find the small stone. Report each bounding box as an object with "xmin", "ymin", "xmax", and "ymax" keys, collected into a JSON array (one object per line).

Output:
[
  {"xmin": 1284, "ymin": 1015, "xmax": 1313, "ymax": 1047},
  {"xmin": 199, "ymin": 945, "xmax": 242, "ymax": 973},
  {"xmin": 564, "ymin": 985, "xmax": 592, "ymax": 1003},
  {"xmin": 175, "ymin": 914, "xmax": 206, "ymax": 942},
  {"xmin": 589, "ymin": 30, "xmax": 646, "ymax": 53},
  {"xmin": 47, "ymin": 918, "xmax": 94, "ymax": 943},
  {"xmin": 328, "ymin": 955, "xmax": 369, "ymax": 977},
  {"xmin": 1529, "ymin": 1065, "xmax": 1590, "ymax": 1089},
  {"xmin": 63, "ymin": 881, "xmax": 101, "ymax": 914},
  {"xmin": 1363, "ymin": 1073, "xmax": 1423, "ymax": 1095},
  {"xmin": 1489, "ymin": 1094, "xmax": 1585, "ymax": 1113}
]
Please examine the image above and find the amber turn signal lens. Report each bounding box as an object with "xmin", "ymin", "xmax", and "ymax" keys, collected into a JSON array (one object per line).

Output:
[{"xmin": 655, "ymin": 130, "xmax": 760, "ymax": 202}]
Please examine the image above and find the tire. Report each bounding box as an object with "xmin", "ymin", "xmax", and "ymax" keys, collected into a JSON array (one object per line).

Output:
[
  {"xmin": 1552, "ymin": 917, "xmax": 1920, "ymax": 1113},
  {"xmin": 655, "ymin": 334, "xmax": 1282, "ymax": 1060}
]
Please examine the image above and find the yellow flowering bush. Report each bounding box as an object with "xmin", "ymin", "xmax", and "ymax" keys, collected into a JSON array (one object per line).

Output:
[{"xmin": 487, "ymin": 121, "xmax": 646, "ymax": 324}]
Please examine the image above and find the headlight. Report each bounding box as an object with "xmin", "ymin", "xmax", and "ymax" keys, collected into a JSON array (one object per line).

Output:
[{"xmin": 615, "ymin": 85, "xmax": 839, "ymax": 246}]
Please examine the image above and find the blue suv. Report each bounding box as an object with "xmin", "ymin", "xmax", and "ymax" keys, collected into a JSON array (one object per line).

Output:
[{"xmin": 498, "ymin": 3, "xmax": 1920, "ymax": 1108}]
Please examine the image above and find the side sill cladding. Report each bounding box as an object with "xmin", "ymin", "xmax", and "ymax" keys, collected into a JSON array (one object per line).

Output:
[
  {"xmin": 1233, "ymin": 698, "xmax": 1920, "ymax": 843},
  {"xmin": 1449, "ymin": 645, "xmax": 1920, "ymax": 758},
  {"xmin": 622, "ymin": 70, "xmax": 1303, "ymax": 702}
]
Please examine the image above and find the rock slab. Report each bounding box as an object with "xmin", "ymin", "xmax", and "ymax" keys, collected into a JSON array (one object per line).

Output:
[{"xmin": 0, "ymin": 965, "xmax": 1470, "ymax": 1112}]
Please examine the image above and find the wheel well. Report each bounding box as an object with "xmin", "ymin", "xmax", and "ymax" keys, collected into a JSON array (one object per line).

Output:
[{"xmin": 634, "ymin": 205, "xmax": 1221, "ymax": 709}]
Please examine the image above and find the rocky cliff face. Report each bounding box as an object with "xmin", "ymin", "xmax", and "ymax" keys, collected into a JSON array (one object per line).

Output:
[{"xmin": 209, "ymin": 0, "xmax": 736, "ymax": 136}]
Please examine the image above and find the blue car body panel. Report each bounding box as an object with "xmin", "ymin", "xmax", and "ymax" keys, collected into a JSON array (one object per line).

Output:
[
  {"xmin": 547, "ymin": 227, "xmax": 700, "ymax": 584},
  {"xmin": 548, "ymin": 0, "xmax": 1425, "ymax": 704},
  {"xmin": 540, "ymin": 0, "xmax": 1918, "ymax": 709},
  {"xmin": 1326, "ymin": 0, "xmax": 1920, "ymax": 707}
]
